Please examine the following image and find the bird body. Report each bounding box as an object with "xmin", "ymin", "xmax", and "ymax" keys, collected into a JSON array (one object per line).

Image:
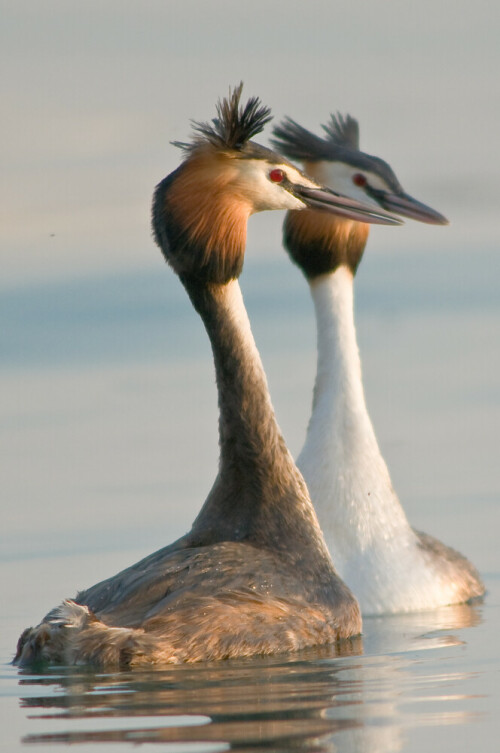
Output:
[
  {"xmin": 15, "ymin": 88, "xmax": 397, "ymax": 667},
  {"xmin": 272, "ymin": 115, "xmax": 484, "ymax": 615}
]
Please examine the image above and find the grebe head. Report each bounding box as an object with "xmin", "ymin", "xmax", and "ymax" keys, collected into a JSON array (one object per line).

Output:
[
  {"xmin": 152, "ymin": 85, "xmax": 401, "ymax": 285},
  {"xmin": 272, "ymin": 113, "xmax": 449, "ymax": 225}
]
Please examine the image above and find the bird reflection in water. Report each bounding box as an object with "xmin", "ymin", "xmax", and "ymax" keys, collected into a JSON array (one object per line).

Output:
[
  {"xmin": 17, "ymin": 600, "xmax": 482, "ymax": 751},
  {"xmin": 19, "ymin": 640, "xmax": 362, "ymax": 750}
]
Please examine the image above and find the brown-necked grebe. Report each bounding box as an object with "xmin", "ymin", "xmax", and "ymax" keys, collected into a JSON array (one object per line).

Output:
[{"xmin": 14, "ymin": 88, "xmax": 399, "ymax": 667}]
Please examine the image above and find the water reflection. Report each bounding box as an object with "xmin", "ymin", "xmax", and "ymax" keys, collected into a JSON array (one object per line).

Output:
[
  {"xmin": 362, "ymin": 600, "xmax": 483, "ymax": 656},
  {"xmin": 16, "ymin": 602, "xmax": 483, "ymax": 751},
  {"xmin": 19, "ymin": 642, "xmax": 362, "ymax": 750}
]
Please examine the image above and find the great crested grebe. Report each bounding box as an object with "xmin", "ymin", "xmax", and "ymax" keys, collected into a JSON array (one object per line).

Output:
[
  {"xmin": 14, "ymin": 88, "xmax": 400, "ymax": 668},
  {"xmin": 271, "ymin": 114, "xmax": 484, "ymax": 615}
]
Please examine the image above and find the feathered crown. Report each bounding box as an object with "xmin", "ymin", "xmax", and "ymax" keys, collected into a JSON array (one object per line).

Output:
[
  {"xmin": 173, "ymin": 83, "xmax": 273, "ymax": 153},
  {"xmin": 272, "ymin": 112, "xmax": 402, "ymax": 191},
  {"xmin": 322, "ymin": 113, "xmax": 359, "ymax": 149},
  {"xmin": 271, "ymin": 113, "xmax": 360, "ymax": 162}
]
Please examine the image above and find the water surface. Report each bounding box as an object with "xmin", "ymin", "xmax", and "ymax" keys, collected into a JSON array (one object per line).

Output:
[
  {"xmin": 2, "ymin": 250, "xmax": 499, "ymax": 752},
  {"xmin": 2, "ymin": 3, "xmax": 500, "ymax": 749},
  {"xmin": 3, "ymin": 578, "xmax": 498, "ymax": 752}
]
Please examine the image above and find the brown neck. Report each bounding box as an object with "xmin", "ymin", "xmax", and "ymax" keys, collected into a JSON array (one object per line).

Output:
[
  {"xmin": 283, "ymin": 209, "xmax": 369, "ymax": 279},
  {"xmin": 153, "ymin": 150, "xmax": 251, "ymax": 284},
  {"xmin": 152, "ymin": 155, "xmax": 334, "ymax": 572},
  {"xmin": 182, "ymin": 275, "xmax": 330, "ymax": 566}
]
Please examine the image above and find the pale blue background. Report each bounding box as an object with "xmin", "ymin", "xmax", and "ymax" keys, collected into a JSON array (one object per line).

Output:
[{"xmin": 1, "ymin": 2, "xmax": 499, "ymax": 750}]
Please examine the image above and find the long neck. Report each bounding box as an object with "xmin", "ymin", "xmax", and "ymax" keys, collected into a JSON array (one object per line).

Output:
[
  {"xmin": 184, "ymin": 276, "xmax": 332, "ymax": 568},
  {"xmin": 297, "ymin": 268, "xmax": 410, "ymax": 553},
  {"xmin": 311, "ymin": 267, "xmax": 366, "ymax": 416},
  {"xmin": 301, "ymin": 268, "xmax": 377, "ymax": 472}
]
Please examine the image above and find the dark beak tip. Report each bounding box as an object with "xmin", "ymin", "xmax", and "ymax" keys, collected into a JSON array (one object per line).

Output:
[
  {"xmin": 382, "ymin": 193, "xmax": 450, "ymax": 227},
  {"xmin": 296, "ymin": 185, "xmax": 404, "ymax": 226},
  {"xmin": 422, "ymin": 212, "xmax": 450, "ymax": 226}
]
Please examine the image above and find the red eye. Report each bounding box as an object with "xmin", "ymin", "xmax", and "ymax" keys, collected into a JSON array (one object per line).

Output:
[
  {"xmin": 269, "ymin": 168, "xmax": 285, "ymax": 183},
  {"xmin": 352, "ymin": 173, "xmax": 367, "ymax": 187}
]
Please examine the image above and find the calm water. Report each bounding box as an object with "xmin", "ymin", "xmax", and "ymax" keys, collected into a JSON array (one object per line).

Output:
[
  {"xmin": 2, "ymin": 2, "xmax": 500, "ymax": 749},
  {"xmin": 2, "ymin": 248, "xmax": 500, "ymax": 752},
  {"xmin": 3, "ymin": 591, "xmax": 499, "ymax": 752}
]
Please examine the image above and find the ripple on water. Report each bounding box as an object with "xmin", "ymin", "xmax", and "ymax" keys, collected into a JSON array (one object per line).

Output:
[{"xmin": 11, "ymin": 598, "xmax": 492, "ymax": 753}]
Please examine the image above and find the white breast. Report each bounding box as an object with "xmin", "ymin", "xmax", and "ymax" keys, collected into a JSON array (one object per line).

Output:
[{"xmin": 298, "ymin": 268, "xmax": 467, "ymax": 614}]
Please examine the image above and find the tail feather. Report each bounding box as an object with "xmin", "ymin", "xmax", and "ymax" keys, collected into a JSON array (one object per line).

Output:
[{"xmin": 14, "ymin": 600, "xmax": 147, "ymax": 667}]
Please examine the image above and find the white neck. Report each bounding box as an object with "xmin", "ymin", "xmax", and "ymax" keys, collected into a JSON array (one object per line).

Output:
[
  {"xmin": 295, "ymin": 266, "xmax": 481, "ymax": 615},
  {"xmin": 297, "ymin": 267, "xmax": 413, "ymax": 568}
]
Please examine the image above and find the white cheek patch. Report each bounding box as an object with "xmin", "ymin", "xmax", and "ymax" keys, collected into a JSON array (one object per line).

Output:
[
  {"xmin": 282, "ymin": 164, "xmax": 319, "ymax": 190},
  {"xmin": 308, "ymin": 162, "xmax": 390, "ymax": 207},
  {"xmin": 238, "ymin": 160, "xmax": 313, "ymax": 212}
]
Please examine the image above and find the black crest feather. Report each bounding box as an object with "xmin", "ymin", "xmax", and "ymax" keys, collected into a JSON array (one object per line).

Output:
[
  {"xmin": 173, "ymin": 82, "xmax": 272, "ymax": 154},
  {"xmin": 272, "ymin": 113, "xmax": 360, "ymax": 161},
  {"xmin": 271, "ymin": 117, "xmax": 334, "ymax": 162},
  {"xmin": 322, "ymin": 113, "xmax": 360, "ymax": 149},
  {"xmin": 272, "ymin": 112, "xmax": 403, "ymax": 191}
]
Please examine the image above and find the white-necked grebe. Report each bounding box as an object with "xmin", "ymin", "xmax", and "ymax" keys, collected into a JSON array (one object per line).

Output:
[{"xmin": 271, "ymin": 114, "xmax": 484, "ymax": 615}]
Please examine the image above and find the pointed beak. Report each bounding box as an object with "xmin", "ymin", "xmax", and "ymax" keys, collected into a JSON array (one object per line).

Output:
[
  {"xmin": 291, "ymin": 185, "xmax": 403, "ymax": 226},
  {"xmin": 371, "ymin": 189, "xmax": 449, "ymax": 225}
]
